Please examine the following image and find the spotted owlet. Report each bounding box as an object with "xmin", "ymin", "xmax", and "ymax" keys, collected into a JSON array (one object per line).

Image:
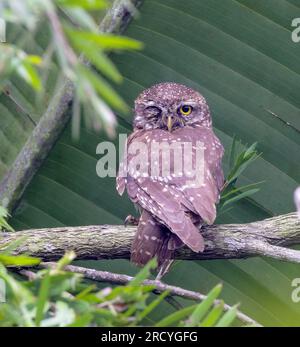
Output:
[{"xmin": 117, "ymin": 82, "xmax": 224, "ymax": 276}]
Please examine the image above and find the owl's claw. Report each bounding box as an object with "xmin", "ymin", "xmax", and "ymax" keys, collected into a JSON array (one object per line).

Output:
[
  {"xmin": 124, "ymin": 215, "xmax": 140, "ymax": 226},
  {"xmin": 155, "ymin": 260, "xmax": 174, "ymax": 280}
]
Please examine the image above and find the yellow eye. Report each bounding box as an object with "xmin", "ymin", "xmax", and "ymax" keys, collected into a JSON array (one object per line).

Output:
[{"xmin": 179, "ymin": 105, "xmax": 193, "ymax": 116}]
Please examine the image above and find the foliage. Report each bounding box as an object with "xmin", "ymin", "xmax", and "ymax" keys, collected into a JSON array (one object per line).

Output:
[
  {"xmin": 0, "ymin": 251, "xmax": 239, "ymax": 327},
  {"xmin": 0, "ymin": 0, "xmax": 143, "ymax": 137},
  {"xmin": 0, "ymin": 207, "xmax": 39, "ymax": 266},
  {"xmin": 2, "ymin": 0, "xmax": 300, "ymax": 327},
  {"xmin": 219, "ymin": 139, "xmax": 262, "ymax": 212},
  {"xmin": 0, "ymin": 208, "xmax": 240, "ymax": 327},
  {"xmin": 0, "ymin": 206, "xmax": 14, "ymax": 232},
  {"xmin": 0, "ymin": 207, "xmax": 240, "ymax": 327}
]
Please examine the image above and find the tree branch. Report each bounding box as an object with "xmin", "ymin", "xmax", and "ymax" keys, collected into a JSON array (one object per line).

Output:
[
  {"xmin": 5, "ymin": 211, "xmax": 298, "ymax": 327},
  {"xmin": 40, "ymin": 261, "xmax": 260, "ymax": 326},
  {"xmin": 1, "ymin": 213, "xmax": 299, "ymax": 263},
  {"xmin": 0, "ymin": 0, "xmax": 143, "ymax": 213}
]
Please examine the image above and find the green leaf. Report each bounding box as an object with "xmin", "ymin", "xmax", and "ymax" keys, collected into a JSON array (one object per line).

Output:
[
  {"xmin": 0, "ymin": 206, "xmax": 10, "ymax": 221},
  {"xmin": 56, "ymin": 0, "xmax": 108, "ymax": 10},
  {"xmin": 16, "ymin": 61, "xmax": 42, "ymax": 91},
  {"xmin": 67, "ymin": 313, "xmax": 93, "ymax": 327},
  {"xmin": 56, "ymin": 251, "xmax": 76, "ymax": 271},
  {"xmin": 65, "ymin": 28, "xmax": 143, "ymax": 50},
  {"xmin": 187, "ymin": 284, "xmax": 222, "ymax": 327},
  {"xmin": 134, "ymin": 290, "xmax": 170, "ymax": 324},
  {"xmin": 219, "ymin": 141, "xmax": 262, "ymax": 208},
  {"xmin": 76, "ymin": 64, "xmax": 128, "ymax": 112},
  {"xmin": 25, "ymin": 55, "xmax": 42, "ymax": 65},
  {"xmin": 40, "ymin": 301, "xmax": 75, "ymax": 327},
  {"xmin": 229, "ymin": 136, "xmax": 238, "ymax": 169},
  {"xmin": 221, "ymin": 182, "xmax": 263, "ymax": 200},
  {"xmin": 0, "ymin": 254, "xmax": 40, "ymax": 266},
  {"xmin": 75, "ymin": 284, "xmax": 97, "ymax": 300},
  {"xmin": 129, "ymin": 258, "xmax": 157, "ymax": 287},
  {"xmin": 215, "ymin": 305, "xmax": 238, "ymax": 327},
  {"xmin": 200, "ymin": 301, "xmax": 224, "ymax": 327},
  {"xmin": 68, "ymin": 33, "xmax": 122, "ymax": 83},
  {"xmin": 0, "ymin": 264, "xmax": 35, "ymax": 306},
  {"xmin": 222, "ymin": 188, "xmax": 260, "ymax": 208},
  {"xmin": 225, "ymin": 143, "xmax": 260, "ymax": 186},
  {"xmin": 35, "ymin": 272, "xmax": 51, "ymax": 326},
  {"xmin": 0, "ymin": 206, "xmax": 14, "ymax": 232},
  {"xmin": 155, "ymin": 304, "xmax": 197, "ymax": 327}
]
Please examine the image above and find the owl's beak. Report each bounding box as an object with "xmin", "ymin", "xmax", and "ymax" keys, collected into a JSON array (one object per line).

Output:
[{"xmin": 167, "ymin": 115, "xmax": 173, "ymax": 132}]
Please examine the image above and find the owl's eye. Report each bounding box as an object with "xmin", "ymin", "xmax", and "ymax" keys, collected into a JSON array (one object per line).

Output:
[
  {"xmin": 179, "ymin": 105, "xmax": 193, "ymax": 116},
  {"xmin": 145, "ymin": 106, "xmax": 161, "ymax": 115}
]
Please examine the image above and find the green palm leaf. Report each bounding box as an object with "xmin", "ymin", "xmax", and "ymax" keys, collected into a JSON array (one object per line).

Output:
[{"xmin": 2, "ymin": 0, "xmax": 299, "ymax": 326}]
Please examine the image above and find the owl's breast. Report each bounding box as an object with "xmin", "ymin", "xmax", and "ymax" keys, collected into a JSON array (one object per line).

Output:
[{"xmin": 126, "ymin": 127, "xmax": 222, "ymax": 186}]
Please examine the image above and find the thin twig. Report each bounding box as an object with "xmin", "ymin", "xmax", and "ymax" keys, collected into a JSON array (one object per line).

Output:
[
  {"xmin": 14, "ymin": 268, "xmax": 37, "ymax": 281},
  {"xmin": 46, "ymin": 7, "xmax": 78, "ymax": 66},
  {"xmin": 247, "ymin": 240, "xmax": 300, "ymax": 263},
  {"xmin": 41, "ymin": 261, "xmax": 260, "ymax": 326}
]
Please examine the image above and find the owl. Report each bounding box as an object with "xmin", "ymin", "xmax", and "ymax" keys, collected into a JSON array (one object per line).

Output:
[{"xmin": 116, "ymin": 82, "xmax": 224, "ymax": 277}]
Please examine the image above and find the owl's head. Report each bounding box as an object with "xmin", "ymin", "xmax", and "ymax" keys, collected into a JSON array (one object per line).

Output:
[{"xmin": 133, "ymin": 82, "xmax": 212, "ymax": 131}]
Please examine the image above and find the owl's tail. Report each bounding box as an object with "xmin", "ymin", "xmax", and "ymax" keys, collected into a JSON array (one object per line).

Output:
[{"xmin": 131, "ymin": 210, "xmax": 182, "ymax": 276}]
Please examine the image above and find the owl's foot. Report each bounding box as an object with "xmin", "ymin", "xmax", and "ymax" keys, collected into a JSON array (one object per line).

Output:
[
  {"xmin": 155, "ymin": 259, "xmax": 174, "ymax": 280},
  {"xmin": 124, "ymin": 215, "xmax": 140, "ymax": 226}
]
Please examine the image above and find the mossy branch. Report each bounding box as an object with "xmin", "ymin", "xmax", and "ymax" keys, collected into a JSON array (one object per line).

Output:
[{"xmin": 1, "ymin": 213, "xmax": 299, "ymax": 264}]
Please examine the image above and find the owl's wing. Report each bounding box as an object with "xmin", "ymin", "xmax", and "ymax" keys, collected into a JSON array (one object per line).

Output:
[
  {"xmin": 210, "ymin": 134, "xmax": 225, "ymax": 193},
  {"xmin": 116, "ymin": 131, "xmax": 141, "ymax": 196},
  {"xmin": 180, "ymin": 133, "xmax": 224, "ymax": 224},
  {"xmin": 116, "ymin": 128, "xmax": 224, "ymax": 253},
  {"xmin": 126, "ymin": 176, "xmax": 205, "ymax": 252}
]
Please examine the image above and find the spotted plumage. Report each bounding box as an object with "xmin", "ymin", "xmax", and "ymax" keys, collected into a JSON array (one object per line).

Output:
[{"xmin": 117, "ymin": 82, "xmax": 224, "ymax": 276}]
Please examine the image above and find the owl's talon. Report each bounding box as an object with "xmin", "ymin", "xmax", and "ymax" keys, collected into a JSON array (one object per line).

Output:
[
  {"xmin": 124, "ymin": 215, "xmax": 139, "ymax": 226},
  {"xmin": 155, "ymin": 259, "xmax": 174, "ymax": 280}
]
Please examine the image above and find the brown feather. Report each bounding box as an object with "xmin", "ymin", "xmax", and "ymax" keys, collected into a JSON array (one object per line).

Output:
[{"xmin": 116, "ymin": 83, "xmax": 224, "ymax": 274}]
